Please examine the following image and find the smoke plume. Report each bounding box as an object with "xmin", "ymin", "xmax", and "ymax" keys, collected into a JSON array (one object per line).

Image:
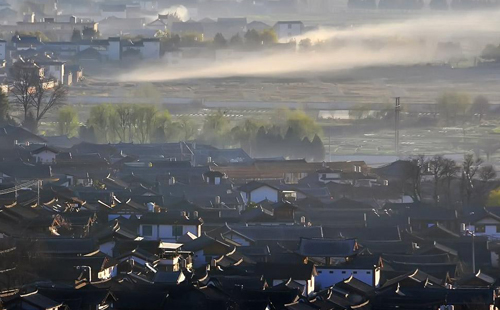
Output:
[{"xmin": 118, "ymin": 10, "xmax": 500, "ymax": 82}]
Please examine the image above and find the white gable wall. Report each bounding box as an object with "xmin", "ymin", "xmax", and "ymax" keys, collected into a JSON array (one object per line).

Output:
[
  {"xmin": 249, "ymin": 186, "xmax": 279, "ymax": 203},
  {"xmin": 274, "ymin": 23, "xmax": 302, "ymax": 41},
  {"xmin": 140, "ymin": 224, "xmax": 200, "ymax": 241},
  {"xmin": 33, "ymin": 150, "xmax": 56, "ymax": 164},
  {"xmin": 315, "ymin": 267, "xmax": 379, "ymax": 289}
]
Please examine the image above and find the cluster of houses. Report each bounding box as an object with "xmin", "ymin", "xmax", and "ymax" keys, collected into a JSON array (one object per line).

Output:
[
  {"xmin": 0, "ymin": 124, "xmax": 499, "ymax": 309},
  {"xmin": 0, "ymin": 5, "xmax": 307, "ymax": 90}
]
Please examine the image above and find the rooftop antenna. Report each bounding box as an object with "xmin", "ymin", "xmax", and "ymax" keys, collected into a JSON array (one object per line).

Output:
[{"xmin": 395, "ymin": 97, "xmax": 401, "ymax": 155}]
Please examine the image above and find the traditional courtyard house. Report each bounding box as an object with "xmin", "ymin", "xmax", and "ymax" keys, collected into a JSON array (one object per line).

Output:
[{"xmin": 315, "ymin": 255, "xmax": 383, "ymax": 289}]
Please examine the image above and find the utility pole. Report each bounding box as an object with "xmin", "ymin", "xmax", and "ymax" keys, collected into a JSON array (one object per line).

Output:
[
  {"xmin": 395, "ymin": 97, "xmax": 401, "ymax": 155},
  {"xmin": 37, "ymin": 180, "xmax": 40, "ymax": 207},
  {"xmin": 472, "ymin": 230, "xmax": 476, "ymax": 274},
  {"xmin": 328, "ymin": 128, "xmax": 331, "ymax": 162}
]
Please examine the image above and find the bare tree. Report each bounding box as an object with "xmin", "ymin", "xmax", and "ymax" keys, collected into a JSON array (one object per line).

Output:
[
  {"xmin": 475, "ymin": 165, "xmax": 497, "ymax": 205},
  {"xmin": 429, "ymin": 155, "xmax": 445, "ymax": 205},
  {"xmin": 479, "ymin": 165, "xmax": 497, "ymax": 182},
  {"xmin": 407, "ymin": 155, "xmax": 427, "ymax": 202},
  {"xmin": 461, "ymin": 154, "xmax": 483, "ymax": 208},
  {"xmin": 440, "ymin": 158, "xmax": 460, "ymax": 207},
  {"xmin": 30, "ymin": 83, "xmax": 67, "ymax": 132},
  {"xmin": 10, "ymin": 61, "xmax": 67, "ymax": 132},
  {"xmin": 478, "ymin": 139, "xmax": 500, "ymax": 162},
  {"xmin": 9, "ymin": 61, "xmax": 39, "ymax": 121}
]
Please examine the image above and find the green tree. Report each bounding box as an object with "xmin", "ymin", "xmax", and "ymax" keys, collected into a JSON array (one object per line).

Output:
[
  {"xmin": 88, "ymin": 104, "xmax": 116, "ymax": 143},
  {"xmin": 244, "ymin": 29, "xmax": 261, "ymax": 47},
  {"xmin": 213, "ymin": 33, "xmax": 227, "ymax": 48},
  {"xmin": 436, "ymin": 91, "xmax": 471, "ymax": 126},
  {"xmin": 111, "ymin": 104, "xmax": 135, "ymax": 142},
  {"xmin": 230, "ymin": 119, "xmax": 262, "ymax": 155},
  {"xmin": 176, "ymin": 115, "xmax": 198, "ymax": 141},
  {"xmin": 470, "ymin": 95, "xmax": 490, "ymax": 122},
  {"xmin": 79, "ymin": 125, "xmax": 97, "ymax": 143},
  {"xmin": 71, "ymin": 29, "xmax": 82, "ymax": 42},
  {"xmin": 311, "ymin": 134, "xmax": 325, "ymax": 162},
  {"xmin": 260, "ymin": 29, "xmax": 278, "ymax": 45},
  {"xmin": 486, "ymin": 188, "xmax": 500, "ymax": 206},
  {"xmin": 203, "ymin": 110, "xmax": 229, "ymax": 134},
  {"xmin": 57, "ymin": 106, "xmax": 79, "ymax": 137},
  {"xmin": 229, "ymin": 34, "xmax": 243, "ymax": 46},
  {"xmin": 152, "ymin": 126, "xmax": 167, "ymax": 143},
  {"xmin": 286, "ymin": 110, "xmax": 321, "ymax": 139},
  {"xmin": 202, "ymin": 110, "xmax": 230, "ymax": 147},
  {"xmin": 151, "ymin": 110, "xmax": 175, "ymax": 142},
  {"xmin": 481, "ymin": 44, "xmax": 500, "ymax": 62},
  {"xmin": 132, "ymin": 104, "xmax": 158, "ymax": 143}
]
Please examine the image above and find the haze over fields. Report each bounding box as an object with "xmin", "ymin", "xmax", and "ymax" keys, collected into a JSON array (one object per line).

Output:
[{"xmin": 119, "ymin": 9, "xmax": 500, "ymax": 82}]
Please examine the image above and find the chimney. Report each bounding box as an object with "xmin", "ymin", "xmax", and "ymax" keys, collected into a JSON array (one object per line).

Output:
[
  {"xmin": 460, "ymin": 223, "xmax": 466, "ymax": 234},
  {"xmin": 207, "ymin": 156, "xmax": 212, "ymax": 164},
  {"xmin": 69, "ymin": 16, "xmax": 76, "ymax": 24},
  {"xmin": 300, "ymin": 216, "xmax": 306, "ymax": 225},
  {"xmin": 168, "ymin": 176, "xmax": 175, "ymax": 185},
  {"xmin": 193, "ymin": 211, "xmax": 199, "ymax": 219},
  {"xmin": 214, "ymin": 196, "xmax": 221, "ymax": 205}
]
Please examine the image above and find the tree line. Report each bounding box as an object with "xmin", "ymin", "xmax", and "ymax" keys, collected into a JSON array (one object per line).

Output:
[
  {"xmin": 55, "ymin": 105, "xmax": 325, "ymax": 161},
  {"xmin": 399, "ymin": 154, "xmax": 497, "ymax": 210},
  {"xmin": 156, "ymin": 29, "xmax": 279, "ymax": 54},
  {"xmin": 344, "ymin": 91, "xmax": 494, "ymax": 126}
]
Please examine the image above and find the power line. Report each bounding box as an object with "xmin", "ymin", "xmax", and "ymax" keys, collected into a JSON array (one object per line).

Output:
[{"xmin": 0, "ymin": 180, "xmax": 39, "ymax": 196}]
